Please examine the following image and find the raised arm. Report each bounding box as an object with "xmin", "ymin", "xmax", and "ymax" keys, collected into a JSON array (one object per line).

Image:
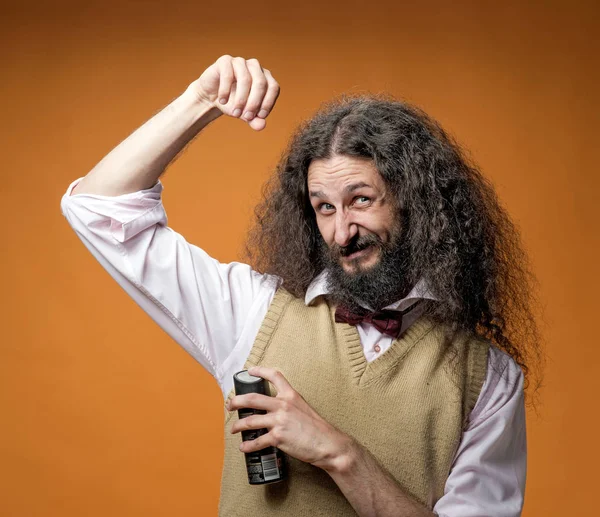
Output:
[
  {"xmin": 62, "ymin": 57, "xmax": 281, "ymax": 396},
  {"xmin": 72, "ymin": 55, "xmax": 280, "ymax": 196}
]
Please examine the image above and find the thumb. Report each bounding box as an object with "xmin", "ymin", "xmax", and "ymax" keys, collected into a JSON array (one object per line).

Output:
[{"xmin": 248, "ymin": 116, "xmax": 266, "ymax": 131}]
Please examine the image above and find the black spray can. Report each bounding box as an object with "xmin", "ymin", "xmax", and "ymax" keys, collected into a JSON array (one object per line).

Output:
[{"xmin": 233, "ymin": 370, "xmax": 287, "ymax": 484}]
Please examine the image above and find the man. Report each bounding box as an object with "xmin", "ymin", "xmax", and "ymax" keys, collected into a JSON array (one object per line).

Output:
[{"xmin": 61, "ymin": 55, "xmax": 540, "ymax": 516}]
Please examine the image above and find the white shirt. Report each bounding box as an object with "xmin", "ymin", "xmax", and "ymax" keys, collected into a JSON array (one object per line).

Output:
[{"xmin": 60, "ymin": 177, "xmax": 526, "ymax": 516}]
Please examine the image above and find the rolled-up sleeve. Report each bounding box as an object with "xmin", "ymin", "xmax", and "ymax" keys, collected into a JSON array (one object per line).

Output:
[{"xmin": 60, "ymin": 177, "xmax": 278, "ymax": 390}]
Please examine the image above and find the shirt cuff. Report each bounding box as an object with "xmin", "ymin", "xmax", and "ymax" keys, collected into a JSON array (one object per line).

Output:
[
  {"xmin": 62, "ymin": 177, "xmax": 168, "ymax": 243},
  {"xmin": 66, "ymin": 177, "xmax": 164, "ymax": 197}
]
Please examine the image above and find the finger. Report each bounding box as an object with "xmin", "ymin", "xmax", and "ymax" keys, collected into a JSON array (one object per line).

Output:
[
  {"xmin": 242, "ymin": 58, "xmax": 269, "ymax": 121},
  {"xmin": 215, "ymin": 55, "xmax": 235, "ymax": 105},
  {"xmin": 248, "ymin": 366, "xmax": 293, "ymax": 396},
  {"xmin": 231, "ymin": 57, "xmax": 252, "ymax": 118},
  {"xmin": 230, "ymin": 413, "xmax": 272, "ymax": 434},
  {"xmin": 239, "ymin": 430, "xmax": 277, "ymax": 453},
  {"xmin": 256, "ymin": 69, "xmax": 280, "ymax": 119},
  {"xmin": 229, "ymin": 392, "xmax": 280, "ymax": 412}
]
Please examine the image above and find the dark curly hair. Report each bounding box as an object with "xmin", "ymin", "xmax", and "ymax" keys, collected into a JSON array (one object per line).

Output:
[{"xmin": 246, "ymin": 93, "xmax": 543, "ymax": 400}]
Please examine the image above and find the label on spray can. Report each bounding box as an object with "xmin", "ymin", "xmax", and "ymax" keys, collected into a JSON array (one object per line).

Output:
[{"xmin": 233, "ymin": 370, "xmax": 287, "ymax": 484}]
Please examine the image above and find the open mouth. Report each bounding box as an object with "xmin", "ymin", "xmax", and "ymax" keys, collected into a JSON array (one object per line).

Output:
[{"xmin": 343, "ymin": 245, "xmax": 373, "ymax": 260}]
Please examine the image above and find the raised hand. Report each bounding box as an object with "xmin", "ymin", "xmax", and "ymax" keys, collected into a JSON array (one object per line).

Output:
[{"xmin": 189, "ymin": 55, "xmax": 280, "ymax": 131}]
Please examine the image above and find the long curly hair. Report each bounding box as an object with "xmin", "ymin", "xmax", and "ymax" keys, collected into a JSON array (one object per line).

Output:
[{"xmin": 246, "ymin": 93, "xmax": 543, "ymax": 400}]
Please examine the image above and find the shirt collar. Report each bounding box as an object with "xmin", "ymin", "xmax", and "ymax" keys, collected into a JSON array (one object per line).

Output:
[{"xmin": 304, "ymin": 270, "xmax": 438, "ymax": 312}]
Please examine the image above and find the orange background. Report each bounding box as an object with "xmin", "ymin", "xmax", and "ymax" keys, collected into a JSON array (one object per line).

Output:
[{"xmin": 1, "ymin": 1, "xmax": 598, "ymax": 515}]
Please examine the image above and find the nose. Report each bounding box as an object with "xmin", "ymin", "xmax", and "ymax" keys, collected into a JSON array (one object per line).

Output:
[{"xmin": 333, "ymin": 211, "xmax": 358, "ymax": 247}]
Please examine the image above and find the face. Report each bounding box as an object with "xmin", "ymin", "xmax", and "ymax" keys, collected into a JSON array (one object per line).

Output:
[{"xmin": 307, "ymin": 155, "xmax": 400, "ymax": 274}]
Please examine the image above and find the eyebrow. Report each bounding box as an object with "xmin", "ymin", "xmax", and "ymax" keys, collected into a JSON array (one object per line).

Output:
[
  {"xmin": 308, "ymin": 182, "xmax": 373, "ymax": 199},
  {"xmin": 346, "ymin": 182, "xmax": 372, "ymax": 193}
]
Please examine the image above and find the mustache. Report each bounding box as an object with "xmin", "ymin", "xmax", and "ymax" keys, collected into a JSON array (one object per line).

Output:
[{"xmin": 330, "ymin": 233, "xmax": 383, "ymax": 258}]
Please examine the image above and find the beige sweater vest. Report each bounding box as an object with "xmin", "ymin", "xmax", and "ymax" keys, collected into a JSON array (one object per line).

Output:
[{"xmin": 219, "ymin": 288, "xmax": 489, "ymax": 516}]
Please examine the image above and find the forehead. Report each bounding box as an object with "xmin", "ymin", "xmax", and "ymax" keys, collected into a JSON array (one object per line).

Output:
[{"xmin": 307, "ymin": 155, "xmax": 385, "ymax": 191}]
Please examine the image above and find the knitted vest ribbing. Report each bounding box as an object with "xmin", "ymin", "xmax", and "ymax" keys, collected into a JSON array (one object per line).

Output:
[{"xmin": 219, "ymin": 288, "xmax": 489, "ymax": 516}]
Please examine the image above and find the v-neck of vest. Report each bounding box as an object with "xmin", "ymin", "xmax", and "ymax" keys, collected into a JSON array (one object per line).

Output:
[{"xmin": 335, "ymin": 307, "xmax": 436, "ymax": 386}]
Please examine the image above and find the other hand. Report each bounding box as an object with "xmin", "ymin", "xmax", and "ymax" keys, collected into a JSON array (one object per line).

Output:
[
  {"xmin": 227, "ymin": 366, "xmax": 354, "ymax": 472},
  {"xmin": 189, "ymin": 55, "xmax": 280, "ymax": 131}
]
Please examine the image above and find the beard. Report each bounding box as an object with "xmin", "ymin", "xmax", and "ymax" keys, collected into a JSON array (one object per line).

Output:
[{"xmin": 320, "ymin": 229, "xmax": 413, "ymax": 312}]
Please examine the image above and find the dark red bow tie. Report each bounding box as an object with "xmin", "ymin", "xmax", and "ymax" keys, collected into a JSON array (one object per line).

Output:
[{"xmin": 334, "ymin": 301, "xmax": 421, "ymax": 338}]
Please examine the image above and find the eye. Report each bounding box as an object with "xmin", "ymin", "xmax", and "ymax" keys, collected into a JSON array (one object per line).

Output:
[
  {"xmin": 318, "ymin": 203, "xmax": 335, "ymax": 214},
  {"xmin": 354, "ymin": 196, "xmax": 371, "ymax": 206}
]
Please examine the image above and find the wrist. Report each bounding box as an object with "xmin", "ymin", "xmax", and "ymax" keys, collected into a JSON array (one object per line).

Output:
[
  {"xmin": 318, "ymin": 432, "xmax": 359, "ymax": 476},
  {"xmin": 180, "ymin": 82, "xmax": 223, "ymax": 123}
]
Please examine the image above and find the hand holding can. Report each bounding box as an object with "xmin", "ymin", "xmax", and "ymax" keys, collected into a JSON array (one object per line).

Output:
[{"xmin": 232, "ymin": 370, "xmax": 287, "ymax": 484}]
